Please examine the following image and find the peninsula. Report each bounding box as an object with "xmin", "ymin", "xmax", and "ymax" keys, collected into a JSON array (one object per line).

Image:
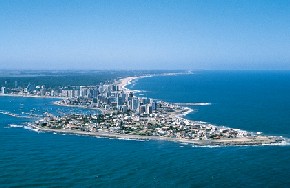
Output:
[{"xmin": 29, "ymin": 75, "xmax": 286, "ymax": 146}]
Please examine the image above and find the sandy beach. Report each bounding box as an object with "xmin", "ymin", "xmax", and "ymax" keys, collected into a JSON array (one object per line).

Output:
[{"xmin": 117, "ymin": 76, "xmax": 140, "ymax": 92}]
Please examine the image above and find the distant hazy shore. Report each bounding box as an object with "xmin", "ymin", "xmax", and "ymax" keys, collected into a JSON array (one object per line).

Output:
[{"xmin": 0, "ymin": 93, "xmax": 64, "ymax": 99}]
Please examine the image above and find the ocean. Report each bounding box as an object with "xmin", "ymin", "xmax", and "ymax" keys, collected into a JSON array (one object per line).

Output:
[{"xmin": 1, "ymin": 71, "xmax": 290, "ymax": 187}]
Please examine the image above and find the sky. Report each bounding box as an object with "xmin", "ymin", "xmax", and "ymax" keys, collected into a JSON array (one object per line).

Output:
[{"xmin": 0, "ymin": 0, "xmax": 290, "ymax": 70}]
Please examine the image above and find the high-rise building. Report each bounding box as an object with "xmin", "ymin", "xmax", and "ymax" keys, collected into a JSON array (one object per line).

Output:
[
  {"xmin": 152, "ymin": 101, "xmax": 158, "ymax": 111},
  {"xmin": 131, "ymin": 97, "xmax": 139, "ymax": 111},
  {"xmin": 74, "ymin": 90, "xmax": 80, "ymax": 97},
  {"xmin": 67, "ymin": 90, "xmax": 74, "ymax": 98},
  {"xmin": 141, "ymin": 97, "xmax": 150, "ymax": 105},
  {"xmin": 40, "ymin": 88, "xmax": 46, "ymax": 96},
  {"xmin": 139, "ymin": 105, "xmax": 146, "ymax": 114},
  {"xmin": 26, "ymin": 83, "xmax": 35, "ymax": 93},
  {"xmin": 129, "ymin": 92, "xmax": 134, "ymax": 98},
  {"xmin": 1, "ymin": 87, "xmax": 6, "ymax": 94},
  {"xmin": 146, "ymin": 104, "xmax": 153, "ymax": 114},
  {"xmin": 51, "ymin": 90, "xmax": 55, "ymax": 97},
  {"xmin": 112, "ymin": 85, "xmax": 119, "ymax": 91},
  {"xmin": 121, "ymin": 105, "xmax": 128, "ymax": 113},
  {"xmin": 61, "ymin": 90, "xmax": 69, "ymax": 97},
  {"xmin": 79, "ymin": 86, "xmax": 86, "ymax": 97},
  {"xmin": 89, "ymin": 89, "xmax": 98, "ymax": 98}
]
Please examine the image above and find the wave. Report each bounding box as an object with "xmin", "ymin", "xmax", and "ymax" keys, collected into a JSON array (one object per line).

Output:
[
  {"xmin": 135, "ymin": 139, "xmax": 146, "ymax": 142},
  {"xmin": 175, "ymin": 102, "xmax": 212, "ymax": 106},
  {"xmin": 117, "ymin": 137, "xmax": 136, "ymax": 141},
  {"xmin": 9, "ymin": 124, "xmax": 23, "ymax": 128},
  {"xmin": 191, "ymin": 145, "xmax": 221, "ymax": 148},
  {"xmin": 23, "ymin": 125, "xmax": 42, "ymax": 133},
  {"xmin": 0, "ymin": 111, "xmax": 32, "ymax": 119},
  {"xmin": 181, "ymin": 107, "xmax": 195, "ymax": 116},
  {"xmin": 23, "ymin": 125, "xmax": 33, "ymax": 130},
  {"xmin": 262, "ymin": 138, "xmax": 290, "ymax": 146},
  {"xmin": 189, "ymin": 140, "xmax": 290, "ymax": 148},
  {"xmin": 132, "ymin": 90, "xmax": 147, "ymax": 93}
]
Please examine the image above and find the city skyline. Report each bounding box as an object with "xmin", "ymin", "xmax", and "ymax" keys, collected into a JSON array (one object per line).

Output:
[{"xmin": 1, "ymin": 0, "xmax": 290, "ymax": 70}]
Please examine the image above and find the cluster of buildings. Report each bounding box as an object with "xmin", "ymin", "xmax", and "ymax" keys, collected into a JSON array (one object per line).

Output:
[
  {"xmin": 97, "ymin": 83, "xmax": 158, "ymax": 114},
  {"xmin": 33, "ymin": 103, "xmax": 283, "ymax": 145},
  {"xmin": 3, "ymin": 78, "xmax": 283, "ymax": 145},
  {"xmin": 60, "ymin": 86, "xmax": 98, "ymax": 98},
  {"xmin": 23, "ymin": 77, "xmax": 284, "ymax": 145},
  {"xmin": 40, "ymin": 79, "xmax": 265, "ymax": 143},
  {"xmin": 1, "ymin": 80, "xmax": 157, "ymax": 117},
  {"xmin": 1, "ymin": 79, "xmax": 158, "ymax": 117},
  {"xmin": 0, "ymin": 82, "xmax": 55, "ymax": 97},
  {"xmin": 0, "ymin": 82, "xmax": 99, "ymax": 98},
  {"xmin": 33, "ymin": 102, "xmax": 265, "ymax": 145},
  {"xmin": 59, "ymin": 82, "xmax": 158, "ymax": 116}
]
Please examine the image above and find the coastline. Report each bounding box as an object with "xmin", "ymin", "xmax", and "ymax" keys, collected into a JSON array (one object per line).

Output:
[
  {"xmin": 4, "ymin": 72, "xmax": 287, "ymax": 146},
  {"xmin": 117, "ymin": 73, "xmax": 195, "ymax": 118},
  {"xmin": 118, "ymin": 76, "xmax": 140, "ymax": 91},
  {"xmin": 53, "ymin": 100, "xmax": 105, "ymax": 114},
  {"xmin": 107, "ymin": 74, "xmax": 287, "ymax": 145},
  {"xmin": 117, "ymin": 71, "xmax": 193, "ymax": 94},
  {"xmin": 28, "ymin": 73, "xmax": 287, "ymax": 146},
  {"xmin": 30, "ymin": 124, "xmax": 284, "ymax": 146},
  {"xmin": 0, "ymin": 93, "xmax": 64, "ymax": 99}
]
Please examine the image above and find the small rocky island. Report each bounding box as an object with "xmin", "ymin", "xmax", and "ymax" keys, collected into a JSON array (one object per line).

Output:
[{"xmin": 29, "ymin": 76, "xmax": 286, "ymax": 146}]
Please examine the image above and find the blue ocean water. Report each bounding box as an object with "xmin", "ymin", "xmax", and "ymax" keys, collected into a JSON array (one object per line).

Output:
[
  {"xmin": 1, "ymin": 71, "xmax": 290, "ymax": 187},
  {"xmin": 130, "ymin": 71, "xmax": 290, "ymax": 137}
]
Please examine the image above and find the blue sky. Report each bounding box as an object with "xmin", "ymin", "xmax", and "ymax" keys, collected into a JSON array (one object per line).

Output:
[{"xmin": 0, "ymin": 0, "xmax": 290, "ymax": 70}]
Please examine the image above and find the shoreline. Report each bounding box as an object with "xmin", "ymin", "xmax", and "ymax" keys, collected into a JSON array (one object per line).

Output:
[
  {"xmin": 53, "ymin": 101, "xmax": 110, "ymax": 114},
  {"xmin": 30, "ymin": 124, "xmax": 286, "ymax": 146},
  {"xmin": 100, "ymin": 74, "xmax": 287, "ymax": 145},
  {"xmin": 117, "ymin": 73, "xmax": 196, "ymax": 118},
  {"xmin": 117, "ymin": 71, "xmax": 194, "ymax": 94},
  {"xmin": 0, "ymin": 93, "xmax": 64, "ymax": 99},
  {"xmin": 2, "ymin": 72, "xmax": 288, "ymax": 146}
]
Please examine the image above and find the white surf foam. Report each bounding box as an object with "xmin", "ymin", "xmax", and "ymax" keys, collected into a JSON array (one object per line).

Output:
[
  {"xmin": 175, "ymin": 102, "xmax": 212, "ymax": 106},
  {"xmin": 9, "ymin": 124, "xmax": 23, "ymax": 128}
]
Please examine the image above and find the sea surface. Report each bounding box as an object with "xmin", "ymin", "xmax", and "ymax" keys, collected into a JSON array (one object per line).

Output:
[{"xmin": 1, "ymin": 71, "xmax": 290, "ymax": 187}]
